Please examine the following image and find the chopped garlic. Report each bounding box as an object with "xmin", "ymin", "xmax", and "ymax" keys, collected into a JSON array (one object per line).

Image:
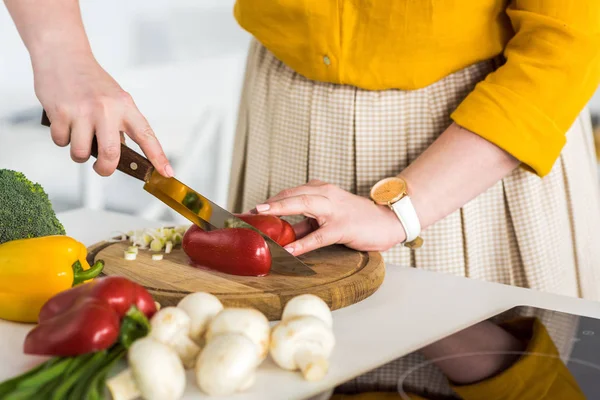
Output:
[{"xmin": 152, "ymin": 254, "xmax": 163, "ymax": 261}]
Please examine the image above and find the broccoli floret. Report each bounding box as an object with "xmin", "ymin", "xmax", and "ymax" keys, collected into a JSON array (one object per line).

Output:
[{"xmin": 0, "ymin": 169, "xmax": 66, "ymax": 244}]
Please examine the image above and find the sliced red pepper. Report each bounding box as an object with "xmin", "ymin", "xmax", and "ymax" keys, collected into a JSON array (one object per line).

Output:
[
  {"xmin": 38, "ymin": 276, "xmax": 156, "ymax": 323},
  {"xmin": 278, "ymin": 218, "xmax": 296, "ymax": 247},
  {"xmin": 227, "ymin": 213, "xmax": 296, "ymax": 246},
  {"xmin": 182, "ymin": 224, "xmax": 272, "ymax": 276},
  {"xmin": 24, "ymin": 297, "xmax": 120, "ymax": 356}
]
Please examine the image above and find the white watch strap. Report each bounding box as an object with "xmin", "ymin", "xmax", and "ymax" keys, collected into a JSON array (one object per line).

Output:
[{"xmin": 390, "ymin": 196, "xmax": 421, "ymax": 243}]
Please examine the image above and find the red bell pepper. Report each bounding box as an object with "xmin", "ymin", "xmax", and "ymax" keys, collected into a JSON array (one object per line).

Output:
[
  {"xmin": 182, "ymin": 224, "xmax": 272, "ymax": 276},
  {"xmin": 24, "ymin": 297, "xmax": 120, "ymax": 356},
  {"xmin": 38, "ymin": 276, "xmax": 156, "ymax": 323},
  {"xmin": 24, "ymin": 276, "xmax": 156, "ymax": 357},
  {"xmin": 228, "ymin": 214, "xmax": 296, "ymax": 247},
  {"xmin": 277, "ymin": 218, "xmax": 296, "ymax": 247}
]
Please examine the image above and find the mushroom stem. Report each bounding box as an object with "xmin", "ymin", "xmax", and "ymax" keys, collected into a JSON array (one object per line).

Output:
[
  {"xmin": 149, "ymin": 306, "xmax": 201, "ymax": 369},
  {"xmin": 171, "ymin": 333, "xmax": 201, "ymax": 368},
  {"xmin": 295, "ymin": 347, "xmax": 329, "ymax": 381},
  {"xmin": 106, "ymin": 368, "xmax": 140, "ymax": 400}
]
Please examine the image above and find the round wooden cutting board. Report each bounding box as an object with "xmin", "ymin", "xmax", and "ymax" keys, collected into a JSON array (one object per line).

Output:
[{"xmin": 88, "ymin": 240, "xmax": 385, "ymax": 320}]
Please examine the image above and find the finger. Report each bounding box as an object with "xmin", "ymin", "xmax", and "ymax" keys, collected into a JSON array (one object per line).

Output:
[
  {"xmin": 49, "ymin": 113, "xmax": 71, "ymax": 147},
  {"xmin": 69, "ymin": 119, "xmax": 94, "ymax": 163},
  {"xmin": 265, "ymin": 185, "xmax": 324, "ymax": 204},
  {"xmin": 284, "ymin": 226, "xmax": 338, "ymax": 256},
  {"xmin": 305, "ymin": 179, "xmax": 327, "ymax": 187},
  {"xmin": 120, "ymin": 131, "xmax": 126, "ymax": 144},
  {"xmin": 256, "ymin": 194, "xmax": 331, "ymax": 218},
  {"xmin": 124, "ymin": 109, "xmax": 173, "ymax": 178},
  {"xmin": 92, "ymin": 118, "xmax": 121, "ymax": 176},
  {"xmin": 292, "ymin": 218, "xmax": 317, "ymax": 239}
]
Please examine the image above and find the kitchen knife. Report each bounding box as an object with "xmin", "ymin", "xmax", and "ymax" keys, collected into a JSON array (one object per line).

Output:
[{"xmin": 40, "ymin": 110, "xmax": 315, "ymax": 276}]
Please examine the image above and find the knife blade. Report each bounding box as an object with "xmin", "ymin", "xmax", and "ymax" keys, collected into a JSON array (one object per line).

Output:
[{"xmin": 40, "ymin": 110, "xmax": 315, "ymax": 276}]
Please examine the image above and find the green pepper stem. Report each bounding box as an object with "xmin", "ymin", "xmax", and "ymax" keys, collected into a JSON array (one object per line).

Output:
[
  {"xmin": 118, "ymin": 306, "xmax": 151, "ymax": 349},
  {"xmin": 72, "ymin": 260, "xmax": 105, "ymax": 286},
  {"xmin": 224, "ymin": 218, "xmax": 271, "ymax": 239},
  {"xmin": 224, "ymin": 218, "xmax": 261, "ymax": 231}
]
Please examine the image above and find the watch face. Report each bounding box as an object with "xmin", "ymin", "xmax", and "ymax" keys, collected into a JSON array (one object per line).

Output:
[{"xmin": 370, "ymin": 177, "xmax": 406, "ymax": 204}]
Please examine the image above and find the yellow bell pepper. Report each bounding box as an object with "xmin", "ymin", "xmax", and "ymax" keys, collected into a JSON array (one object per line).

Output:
[{"xmin": 0, "ymin": 236, "xmax": 104, "ymax": 323}]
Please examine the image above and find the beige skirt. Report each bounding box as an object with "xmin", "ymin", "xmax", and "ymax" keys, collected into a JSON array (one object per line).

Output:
[{"xmin": 227, "ymin": 40, "xmax": 600, "ymax": 395}]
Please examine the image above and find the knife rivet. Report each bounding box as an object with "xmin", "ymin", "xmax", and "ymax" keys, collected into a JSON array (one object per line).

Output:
[{"xmin": 130, "ymin": 162, "xmax": 138, "ymax": 170}]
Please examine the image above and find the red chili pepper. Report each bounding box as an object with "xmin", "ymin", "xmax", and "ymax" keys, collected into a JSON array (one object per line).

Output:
[
  {"xmin": 230, "ymin": 214, "xmax": 297, "ymax": 246},
  {"xmin": 182, "ymin": 224, "xmax": 272, "ymax": 276},
  {"xmin": 24, "ymin": 297, "xmax": 120, "ymax": 356},
  {"xmin": 38, "ymin": 276, "xmax": 156, "ymax": 323}
]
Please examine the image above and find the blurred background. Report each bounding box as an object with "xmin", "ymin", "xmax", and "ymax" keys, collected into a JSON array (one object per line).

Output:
[
  {"xmin": 1, "ymin": 0, "xmax": 600, "ymax": 224},
  {"xmin": 0, "ymin": 0, "xmax": 250, "ymax": 224}
]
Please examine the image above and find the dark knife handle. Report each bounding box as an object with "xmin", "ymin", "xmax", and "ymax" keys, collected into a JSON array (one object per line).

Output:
[{"xmin": 41, "ymin": 109, "xmax": 154, "ymax": 182}]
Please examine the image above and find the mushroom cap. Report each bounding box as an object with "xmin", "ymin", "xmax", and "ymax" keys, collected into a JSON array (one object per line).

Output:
[
  {"xmin": 150, "ymin": 307, "xmax": 192, "ymax": 343},
  {"xmin": 177, "ymin": 292, "xmax": 224, "ymax": 343},
  {"xmin": 195, "ymin": 333, "xmax": 259, "ymax": 396},
  {"xmin": 281, "ymin": 294, "xmax": 332, "ymax": 328},
  {"xmin": 206, "ymin": 308, "xmax": 270, "ymax": 362},
  {"xmin": 270, "ymin": 316, "xmax": 335, "ymax": 371},
  {"xmin": 129, "ymin": 337, "xmax": 186, "ymax": 400}
]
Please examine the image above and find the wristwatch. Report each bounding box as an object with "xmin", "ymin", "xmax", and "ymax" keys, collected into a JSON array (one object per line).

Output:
[{"xmin": 369, "ymin": 176, "xmax": 423, "ymax": 249}]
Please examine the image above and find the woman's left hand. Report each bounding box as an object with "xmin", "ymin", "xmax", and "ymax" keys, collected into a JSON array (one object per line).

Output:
[{"xmin": 253, "ymin": 179, "xmax": 406, "ymax": 256}]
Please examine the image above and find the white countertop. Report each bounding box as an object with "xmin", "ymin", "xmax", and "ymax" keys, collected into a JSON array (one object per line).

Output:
[{"xmin": 2, "ymin": 208, "xmax": 600, "ymax": 400}]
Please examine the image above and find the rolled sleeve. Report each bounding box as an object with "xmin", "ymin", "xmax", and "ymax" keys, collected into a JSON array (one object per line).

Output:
[{"xmin": 451, "ymin": 1, "xmax": 600, "ymax": 176}]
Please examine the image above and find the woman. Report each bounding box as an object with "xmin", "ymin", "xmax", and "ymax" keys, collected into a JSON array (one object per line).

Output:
[
  {"xmin": 5, "ymin": 0, "xmax": 600, "ymax": 395},
  {"xmin": 6, "ymin": 0, "xmax": 600, "ymax": 301}
]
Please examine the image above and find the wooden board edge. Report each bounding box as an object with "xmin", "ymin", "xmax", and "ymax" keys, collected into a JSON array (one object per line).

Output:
[
  {"xmin": 89, "ymin": 241, "xmax": 386, "ymax": 321},
  {"xmin": 197, "ymin": 251, "xmax": 386, "ymax": 320}
]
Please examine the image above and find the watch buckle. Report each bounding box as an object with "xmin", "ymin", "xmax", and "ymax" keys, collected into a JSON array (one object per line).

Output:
[{"xmin": 404, "ymin": 236, "xmax": 424, "ymax": 249}]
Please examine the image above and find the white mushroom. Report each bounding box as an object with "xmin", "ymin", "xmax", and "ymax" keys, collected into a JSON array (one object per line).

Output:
[
  {"xmin": 195, "ymin": 307, "xmax": 271, "ymax": 395},
  {"xmin": 195, "ymin": 333, "xmax": 259, "ymax": 396},
  {"xmin": 281, "ymin": 294, "xmax": 333, "ymax": 328},
  {"xmin": 205, "ymin": 307, "xmax": 271, "ymax": 362},
  {"xmin": 270, "ymin": 315, "xmax": 335, "ymax": 381},
  {"xmin": 150, "ymin": 306, "xmax": 200, "ymax": 369},
  {"xmin": 176, "ymin": 292, "xmax": 223, "ymax": 346},
  {"xmin": 107, "ymin": 337, "xmax": 186, "ymax": 400}
]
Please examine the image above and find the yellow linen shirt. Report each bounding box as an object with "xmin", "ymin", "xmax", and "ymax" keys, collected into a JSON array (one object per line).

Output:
[{"xmin": 234, "ymin": 1, "xmax": 600, "ymax": 176}]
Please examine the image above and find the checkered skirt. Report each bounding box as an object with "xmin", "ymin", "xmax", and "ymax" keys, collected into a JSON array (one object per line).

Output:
[{"xmin": 227, "ymin": 40, "xmax": 600, "ymax": 395}]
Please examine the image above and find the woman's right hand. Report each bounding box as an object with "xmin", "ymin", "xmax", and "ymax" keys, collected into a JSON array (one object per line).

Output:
[{"xmin": 32, "ymin": 50, "xmax": 173, "ymax": 178}]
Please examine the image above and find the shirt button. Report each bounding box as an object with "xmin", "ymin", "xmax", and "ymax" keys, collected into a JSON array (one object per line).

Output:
[{"xmin": 323, "ymin": 55, "xmax": 331, "ymax": 66}]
